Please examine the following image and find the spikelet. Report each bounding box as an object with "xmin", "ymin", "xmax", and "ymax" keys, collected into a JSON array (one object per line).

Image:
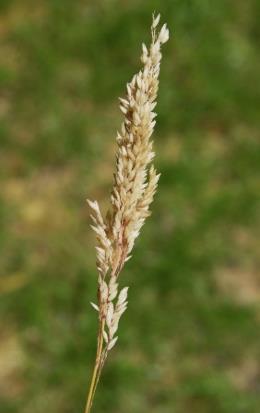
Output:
[{"xmin": 87, "ymin": 13, "xmax": 169, "ymax": 358}]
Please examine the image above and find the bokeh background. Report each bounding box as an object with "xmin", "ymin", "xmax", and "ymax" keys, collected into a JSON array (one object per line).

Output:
[{"xmin": 1, "ymin": 1, "xmax": 260, "ymax": 412}]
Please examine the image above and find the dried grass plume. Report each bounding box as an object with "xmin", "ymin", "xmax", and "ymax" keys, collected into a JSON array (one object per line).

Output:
[{"xmin": 85, "ymin": 13, "xmax": 169, "ymax": 413}]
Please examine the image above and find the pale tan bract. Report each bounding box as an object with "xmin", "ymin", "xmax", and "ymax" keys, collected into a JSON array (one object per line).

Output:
[{"xmin": 85, "ymin": 14, "xmax": 169, "ymax": 413}]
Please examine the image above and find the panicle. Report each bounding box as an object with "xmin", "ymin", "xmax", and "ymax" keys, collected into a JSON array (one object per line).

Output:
[{"xmin": 87, "ymin": 14, "xmax": 169, "ymax": 355}]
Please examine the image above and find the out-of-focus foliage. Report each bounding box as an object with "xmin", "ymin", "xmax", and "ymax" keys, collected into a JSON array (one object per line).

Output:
[{"xmin": 0, "ymin": 1, "xmax": 259, "ymax": 412}]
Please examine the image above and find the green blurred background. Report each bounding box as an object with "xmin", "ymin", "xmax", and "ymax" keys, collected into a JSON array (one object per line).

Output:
[{"xmin": 1, "ymin": 1, "xmax": 260, "ymax": 412}]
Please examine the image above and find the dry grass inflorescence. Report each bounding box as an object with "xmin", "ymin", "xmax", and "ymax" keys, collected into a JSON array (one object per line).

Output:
[{"xmin": 85, "ymin": 14, "xmax": 169, "ymax": 412}]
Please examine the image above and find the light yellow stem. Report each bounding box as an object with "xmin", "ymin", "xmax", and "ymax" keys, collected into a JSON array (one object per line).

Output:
[{"xmin": 84, "ymin": 318, "xmax": 105, "ymax": 413}]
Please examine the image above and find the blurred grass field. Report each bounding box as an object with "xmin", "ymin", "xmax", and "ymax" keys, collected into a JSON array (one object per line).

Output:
[{"xmin": 0, "ymin": 1, "xmax": 260, "ymax": 412}]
